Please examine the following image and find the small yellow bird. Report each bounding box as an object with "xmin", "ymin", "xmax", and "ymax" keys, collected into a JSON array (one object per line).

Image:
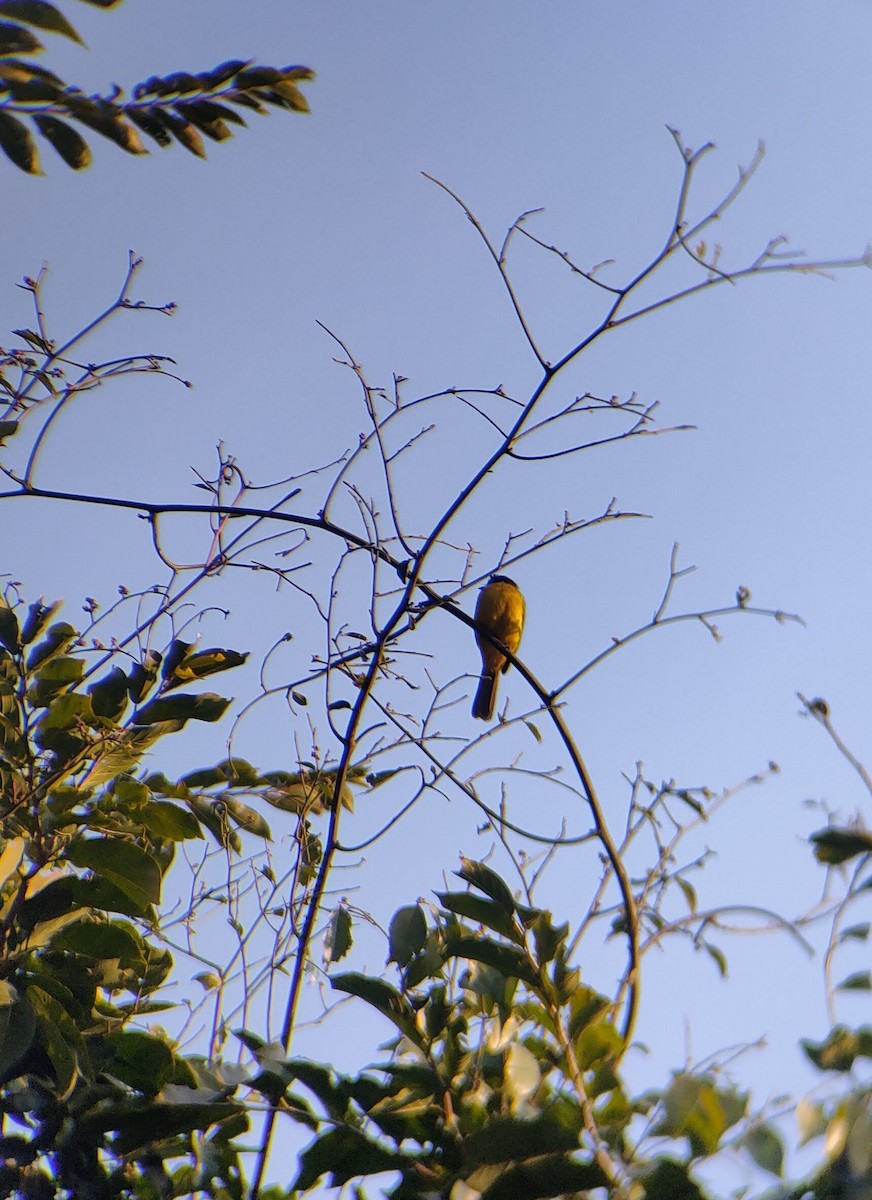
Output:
[{"xmin": 472, "ymin": 575, "xmax": 526, "ymax": 721}]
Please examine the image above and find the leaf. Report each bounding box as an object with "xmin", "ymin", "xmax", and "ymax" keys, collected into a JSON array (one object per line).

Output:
[
  {"xmin": 742, "ymin": 1122, "xmax": 784, "ymax": 1176},
  {"xmin": 27, "ymin": 621, "xmax": 77, "ymax": 669},
  {"xmin": 802, "ymin": 1025, "xmax": 872, "ymax": 1072},
  {"xmin": 0, "ymin": 419, "xmax": 20, "ymax": 444},
  {"xmin": 154, "ymin": 109, "xmax": 205, "ymax": 157},
  {"xmin": 32, "ymin": 113, "xmax": 91, "ymax": 168},
  {"xmin": 0, "ymin": 837, "xmax": 25, "ymax": 889},
  {"xmin": 27, "ymin": 655, "xmax": 84, "ymax": 706},
  {"xmin": 175, "ymin": 99, "xmax": 233, "ymax": 141},
  {"xmin": 0, "ymin": 19, "xmax": 42, "ymax": 53},
  {"xmin": 0, "ymin": 599, "xmax": 20, "ymax": 652},
  {"xmin": 810, "ymin": 827, "xmax": 872, "ymax": 865},
  {"xmin": 19, "ymin": 598, "xmax": 60, "ymax": 645},
  {"xmin": 456, "ymin": 857, "xmax": 516, "ymax": 913},
  {"xmin": 138, "ymin": 801, "xmax": 203, "ymax": 841},
  {"xmin": 837, "ymin": 971, "xmax": 872, "ymax": 992},
  {"xmin": 133, "ymin": 692, "xmax": 230, "ymax": 726},
  {"xmin": 324, "ymin": 905, "xmax": 353, "ymax": 966},
  {"xmin": 293, "ymin": 1127, "xmax": 401, "ymax": 1192},
  {"xmin": 0, "ymin": 1, "xmax": 84, "ymax": 43},
  {"xmin": 444, "ymin": 933, "xmax": 540, "ymax": 990},
  {"xmin": 0, "ymin": 994, "xmax": 36, "ymax": 1080},
  {"xmin": 467, "ymin": 1113, "xmax": 582, "ymax": 1168},
  {"xmin": 387, "ymin": 904, "xmax": 427, "ymax": 967},
  {"xmin": 125, "ymin": 105, "xmax": 173, "ymax": 147},
  {"xmin": 87, "ymin": 665, "xmax": 129, "ymax": 720},
  {"xmin": 329, "ymin": 973, "xmax": 421, "ymax": 1046},
  {"xmin": 64, "ymin": 95, "xmax": 146, "ymax": 155},
  {"xmin": 219, "ymin": 795, "xmax": 271, "ymax": 840},
  {"xmin": 478, "ymin": 1156, "xmax": 608, "ymax": 1200},
  {"xmin": 703, "ymin": 942, "xmax": 728, "ymax": 978},
  {"xmin": 103, "ymin": 1030, "xmax": 174, "ymax": 1095},
  {"xmin": 435, "ymin": 890, "xmax": 522, "ymax": 942},
  {"xmin": 51, "ymin": 919, "xmax": 145, "ymax": 964},
  {"xmin": 638, "ymin": 1158, "xmax": 708, "ymax": 1200},
  {"xmin": 66, "ymin": 837, "xmax": 162, "ymax": 906},
  {"xmin": 0, "ymin": 106, "xmax": 39, "ymax": 171}
]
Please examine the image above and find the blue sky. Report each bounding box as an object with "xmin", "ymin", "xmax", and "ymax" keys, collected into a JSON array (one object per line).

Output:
[{"xmin": 3, "ymin": 1, "xmax": 872, "ymax": 1190}]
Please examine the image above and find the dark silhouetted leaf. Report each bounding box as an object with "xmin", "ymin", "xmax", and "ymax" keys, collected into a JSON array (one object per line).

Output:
[
  {"xmin": 456, "ymin": 857, "xmax": 516, "ymax": 913},
  {"xmin": 0, "ymin": 1, "xmax": 83, "ymax": 42},
  {"xmin": 0, "ymin": 19, "xmax": 41, "ymax": 53},
  {"xmin": 0, "ymin": 108, "xmax": 39, "ymax": 172},
  {"xmin": 811, "ymin": 826, "xmax": 872, "ymax": 865},
  {"xmin": 132, "ymin": 692, "xmax": 230, "ymax": 726},
  {"xmin": 388, "ymin": 904, "xmax": 427, "ymax": 967},
  {"xmin": 436, "ymin": 890, "xmax": 521, "ymax": 942},
  {"xmin": 66, "ymin": 836, "xmax": 162, "ymax": 905},
  {"xmin": 325, "ymin": 905, "xmax": 353, "ymax": 966}
]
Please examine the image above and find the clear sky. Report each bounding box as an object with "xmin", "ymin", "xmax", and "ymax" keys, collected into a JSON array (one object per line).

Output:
[{"xmin": 3, "ymin": 1, "xmax": 872, "ymax": 1191}]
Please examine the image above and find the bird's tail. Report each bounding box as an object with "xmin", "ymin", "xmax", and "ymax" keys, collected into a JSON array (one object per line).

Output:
[{"xmin": 472, "ymin": 673, "xmax": 497, "ymax": 721}]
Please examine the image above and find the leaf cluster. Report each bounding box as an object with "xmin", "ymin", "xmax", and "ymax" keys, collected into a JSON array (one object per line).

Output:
[
  {"xmin": 0, "ymin": 0, "xmax": 313, "ymax": 172},
  {"xmin": 0, "ymin": 587, "xmax": 274, "ymax": 1197}
]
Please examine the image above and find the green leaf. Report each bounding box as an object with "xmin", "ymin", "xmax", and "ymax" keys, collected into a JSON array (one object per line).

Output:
[
  {"xmin": 837, "ymin": 971, "xmax": 872, "ymax": 992},
  {"xmin": 27, "ymin": 654, "xmax": 85, "ymax": 706},
  {"xmin": 32, "ymin": 113, "xmax": 91, "ymax": 168},
  {"xmin": 388, "ymin": 904, "xmax": 427, "ymax": 967},
  {"xmin": 567, "ymin": 985, "xmax": 611, "ymax": 1040},
  {"xmin": 810, "ymin": 826, "xmax": 872, "ymax": 865},
  {"xmin": 479, "ymin": 1156, "xmax": 608, "ymax": 1200},
  {"xmin": 27, "ymin": 983, "xmax": 81, "ymax": 1095},
  {"xmin": 51, "ymin": 919, "xmax": 145, "ymax": 964},
  {"xmin": 329, "ymin": 973, "xmax": 421, "ymax": 1045},
  {"xmin": 219, "ymin": 795, "xmax": 271, "ymax": 839},
  {"xmin": 0, "ymin": 993, "xmax": 36, "ymax": 1080},
  {"xmin": 435, "ymin": 890, "xmax": 522, "ymax": 942},
  {"xmin": 0, "ymin": 600, "xmax": 20, "ymax": 652},
  {"xmin": 575, "ymin": 1017, "xmax": 623, "ymax": 1070},
  {"xmin": 703, "ymin": 942, "xmax": 728, "ymax": 978},
  {"xmin": 456, "ymin": 857, "xmax": 516, "ymax": 913},
  {"xmin": 133, "ymin": 692, "xmax": 231, "ymax": 726},
  {"xmin": 444, "ymin": 933, "xmax": 539, "ymax": 989},
  {"xmin": 325, "ymin": 905, "xmax": 353, "ymax": 966},
  {"xmin": 639, "ymin": 1158, "xmax": 709, "ymax": 1200},
  {"xmin": 66, "ymin": 837, "xmax": 162, "ymax": 906},
  {"xmin": 293, "ymin": 1127, "xmax": 401, "ymax": 1192},
  {"xmin": 801, "ymin": 1025, "xmax": 872, "ymax": 1072},
  {"xmin": 138, "ymin": 800, "xmax": 203, "ymax": 841},
  {"xmin": 742, "ymin": 1122, "xmax": 784, "ymax": 1176},
  {"xmin": 660, "ymin": 1074, "xmax": 727, "ymax": 1156},
  {"xmin": 0, "ymin": 1, "xmax": 84, "ymax": 43},
  {"xmin": 102, "ymin": 1030, "xmax": 174, "ymax": 1095},
  {"xmin": 466, "ymin": 1113, "xmax": 582, "ymax": 1167}
]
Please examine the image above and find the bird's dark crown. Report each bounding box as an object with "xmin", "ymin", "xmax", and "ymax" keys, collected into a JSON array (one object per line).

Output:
[{"xmin": 487, "ymin": 574, "xmax": 517, "ymax": 587}]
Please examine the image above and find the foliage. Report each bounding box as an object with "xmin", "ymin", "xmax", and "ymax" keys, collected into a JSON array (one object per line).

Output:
[
  {"xmin": 2, "ymin": 124, "xmax": 872, "ymax": 1200},
  {"xmin": 0, "ymin": 0, "xmax": 313, "ymax": 173}
]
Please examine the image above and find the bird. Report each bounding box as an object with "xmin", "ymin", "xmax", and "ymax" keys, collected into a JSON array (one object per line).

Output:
[{"xmin": 472, "ymin": 575, "xmax": 526, "ymax": 721}]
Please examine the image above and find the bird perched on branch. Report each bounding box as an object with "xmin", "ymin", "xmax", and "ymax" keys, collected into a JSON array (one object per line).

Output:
[{"xmin": 472, "ymin": 575, "xmax": 526, "ymax": 721}]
